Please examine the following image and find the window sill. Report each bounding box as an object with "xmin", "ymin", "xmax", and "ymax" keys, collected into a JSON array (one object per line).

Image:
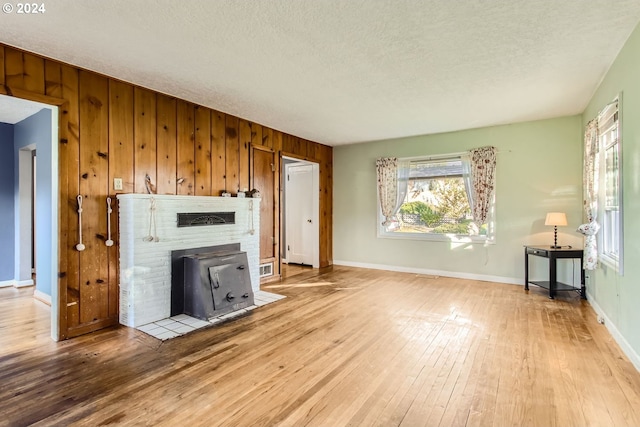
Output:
[
  {"xmin": 600, "ymin": 254, "xmax": 621, "ymax": 274},
  {"xmin": 377, "ymin": 231, "xmax": 494, "ymax": 244}
]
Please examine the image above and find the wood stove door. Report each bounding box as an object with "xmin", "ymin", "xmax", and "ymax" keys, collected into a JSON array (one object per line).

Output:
[{"xmin": 208, "ymin": 262, "xmax": 251, "ymax": 311}]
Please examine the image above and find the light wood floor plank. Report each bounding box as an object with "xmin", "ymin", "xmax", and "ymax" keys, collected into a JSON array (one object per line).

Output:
[{"xmin": 2, "ymin": 266, "xmax": 640, "ymax": 427}]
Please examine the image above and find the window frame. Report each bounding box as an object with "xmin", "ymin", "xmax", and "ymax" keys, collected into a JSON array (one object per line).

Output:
[
  {"xmin": 376, "ymin": 153, "xmax": 495, "ymax": 244},
  {"xmin": 596, "ymin": 96, "xmax": 624, "ymax": 274}
]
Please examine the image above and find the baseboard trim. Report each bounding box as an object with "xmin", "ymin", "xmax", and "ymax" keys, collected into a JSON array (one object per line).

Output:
[
  {"xmin": 34, "ymin": 290, "xmax": 52, "ymax": 306},
  {"xmin": 586, "ymin": 291, "xmax": 640, "ymax": 373},
  {"xmin": 332, "ymin": 260, "xmax": 521, "ymax": 285},
  {"xmin": 0, "ymin": 280, "xmax": 16, "ymax": 288},
  {"xmin": 15, "ymin": 279, "xmax": 35, "ymax": 288}
]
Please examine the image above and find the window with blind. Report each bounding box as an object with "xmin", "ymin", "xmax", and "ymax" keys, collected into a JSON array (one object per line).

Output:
[{"xmin": 598, "ymin": 98, "xmax": 623, "ymax": 273}]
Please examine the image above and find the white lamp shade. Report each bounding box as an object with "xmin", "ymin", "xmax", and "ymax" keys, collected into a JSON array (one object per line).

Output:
[{"xmin": 545, "ymin": 212, "xmax": 568, "ymax": 227}]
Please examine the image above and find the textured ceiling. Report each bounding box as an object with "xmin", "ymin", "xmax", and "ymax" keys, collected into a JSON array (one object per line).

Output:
[
  {"xmin": 0, "ymin": 95, "xmax": 45, "ymax": 124},
  {"xmin": 2, "ymin": 1, "xmax": 640, "ymax": 146}
]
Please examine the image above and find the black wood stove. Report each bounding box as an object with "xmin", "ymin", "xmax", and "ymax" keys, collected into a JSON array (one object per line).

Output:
[{"xmin": 171, "ymin": 243, "xmax": 254, "ymax": 320}]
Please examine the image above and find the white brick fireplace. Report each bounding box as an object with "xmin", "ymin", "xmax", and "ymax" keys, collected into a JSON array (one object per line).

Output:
[{"xmin": 117, "ymin": 194, "xmax": 260, "ymax": 327}]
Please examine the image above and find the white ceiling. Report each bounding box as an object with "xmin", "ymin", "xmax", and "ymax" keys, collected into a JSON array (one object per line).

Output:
[
  {"xmin": 0, "ymin": 95, "xmax": 46, "ymax": 124},
  {"xmin": 2, "ymin": 1, "xmax": 640, "ymax": 146}
]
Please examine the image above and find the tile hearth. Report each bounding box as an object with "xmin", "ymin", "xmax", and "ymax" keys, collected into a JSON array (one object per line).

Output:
[{"xmin": 136, "ymin": 291, "xmax": 285, "ymax": 341}]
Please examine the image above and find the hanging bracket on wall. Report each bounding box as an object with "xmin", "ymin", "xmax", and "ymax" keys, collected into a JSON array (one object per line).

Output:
[
  {"xmin": 105, "ymin": 197, "xmax": 114, "ymax": 247},
  {"xmin": 76, "ymin": 195, "xmax": 85, "ymax": 251}
]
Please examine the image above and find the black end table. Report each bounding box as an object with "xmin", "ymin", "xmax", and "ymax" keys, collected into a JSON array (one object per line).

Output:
[{"xmin": 524, "ymin": 245, "xmax": 586, "ymax": 299}]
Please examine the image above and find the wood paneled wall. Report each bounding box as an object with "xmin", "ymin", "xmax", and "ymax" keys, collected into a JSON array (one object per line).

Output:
[{"xmin": 0, "ymin": 44, "xmax": 333, "ymax": 340}]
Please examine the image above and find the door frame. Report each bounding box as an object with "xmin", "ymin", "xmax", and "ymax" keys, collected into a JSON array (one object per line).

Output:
[
  {"xmin": 282, "ymin": 156, "xmax": 319, "ymax": 268},
  {"xmin": 1, "ymin": 87, "xmax": 65, "ymax": 341}
]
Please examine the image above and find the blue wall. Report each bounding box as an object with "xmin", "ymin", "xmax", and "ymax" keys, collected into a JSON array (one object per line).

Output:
[
  {"xmin": 14, "ymin": 109, "xmax": 52, "ymax": 296},
  {"xmin": 0, "ymin": 122, "xmax": 15, "ymax": 282}
]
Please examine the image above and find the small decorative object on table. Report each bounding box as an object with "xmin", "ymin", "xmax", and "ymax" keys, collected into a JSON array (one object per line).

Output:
[{"xmin": 247, "ymin": 188, "xmax": 261, "ymax": 198}]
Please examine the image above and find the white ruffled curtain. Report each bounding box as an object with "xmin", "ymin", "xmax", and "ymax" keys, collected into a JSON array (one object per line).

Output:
[
  {"xmin": 462, "ymin": 146, "xmax": 497, "ymax": 225},
  {"xmin": 577, "ymin": 119, "xmax": 600, "ymax": 270},
  {"xmin": 376, "ymin": 157, "xmax": 409, "ymax": 228}
]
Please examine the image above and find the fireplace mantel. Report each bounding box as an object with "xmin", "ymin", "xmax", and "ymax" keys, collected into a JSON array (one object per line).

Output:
[{"xmin": 117, "ymin": 194, "xmax": 260, "ymax": 327}]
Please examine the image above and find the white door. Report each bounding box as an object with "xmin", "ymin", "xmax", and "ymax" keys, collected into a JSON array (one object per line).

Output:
[{"xmin": 286, "ymin": 164, "xmax": 314, "ymax": 265}]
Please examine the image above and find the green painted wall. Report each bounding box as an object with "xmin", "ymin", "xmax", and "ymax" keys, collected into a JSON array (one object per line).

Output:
[
  {"xmin": 334, "ymin": 115, "xmax": 583, "ymax": 283},
  {"xmin": 582, "ymin": 22, "xmax": 640, "ymax": 362}
]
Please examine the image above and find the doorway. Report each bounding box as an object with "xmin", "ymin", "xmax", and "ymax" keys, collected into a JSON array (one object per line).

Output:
[
  {"xmin": 282, "ymin": 157, "xmax": 319, "ymax": 268},
  {"xmin": 0, "ymin": 94, "xmax": 59, "ymax": 340},
  {"xmin": 17, "ymin": 145, "xmax": 36, "ymax": 288}
]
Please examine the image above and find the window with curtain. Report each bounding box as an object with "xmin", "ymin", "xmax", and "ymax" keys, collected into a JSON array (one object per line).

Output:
[
  {"xmin": 377, "ymin": 150, "xmax": 496, "ymax": 242},
  {"xmin": 598, "ymin": 98, "xmax": 623, "ymax": 273}
]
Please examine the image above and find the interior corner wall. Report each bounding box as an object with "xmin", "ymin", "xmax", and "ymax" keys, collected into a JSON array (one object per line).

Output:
[
  {"xmin": 0, "ymin": 122, "xmax": 15, "ymax": 282},
  {"xmin": 582, "ymin": 21, "xmax": 640, "ymax": 369},
  {"xmin": 333, "ymin": 115, "xmax": 583, "ymax": 284},
  {"xmin": 14, "ymin": 109, "xmax": 53, "ymax": 296}
]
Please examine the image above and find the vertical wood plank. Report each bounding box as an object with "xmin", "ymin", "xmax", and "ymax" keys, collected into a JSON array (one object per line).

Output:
[
  {"xmin": 156, "ymin": 95, "xmax": 177, "ymax": 195},
  {"xmin": 78, "ymin": 70, "xmax": 109, "ymax": 324},
  {"xmin": 306, "ymin": 139, "xmax": 318, "ymax": 161},
  {"xmin": 134, "ymin": 88, "xmax": 157, "ymax": 194},
  {"xmin": 108, "ymin": 81, "xmax": 134, "ymax": 194},
  {"xmin": 273, "ymin": 146, "xmax": 281, "ymax": 271},
  {"xmin": 61, "ymin": 64, "xmax": 81, "ymax": 330},
  {"xmin": 282, "ymin": 134, "xmax": 304, "ymax": 157},
  {"xmin": 271, "ymin": 130, "xmax": 283, "ymax": 274},
  {"xmin": 23, "ymin": 53, "xmax": 45, "ymax": 94},
  {"xmin": 176, "ymin": 100, "xmax": 195, "ymax": 195},
  {"xmin": 44, "ymin": 60, "xmax": 69, "ymax": 336},
  {"xmin": 0, "ymin": 46, "xmax": 6, "ymax": 86},
  {"xmin": 272, "ymin": 129, "xmax": 283, "ymax": 153},
  {"xmin": 262, "ymin": 127, "xmax": 272, "ymax": 150},
  {"xmin": 44, "ymin": 60, "xmax": 62, "ymax": 98},
  {"xmin": 238, "ymin": 119, "xmax": 251, "ymax": 193},
  {"xmin": 4, "ymin": 48, "xmax": 24, "ymax": 88},
  {"xmin": 252, "ymin": 149, "xmax": 275, "ymax": 260},
  {"xmin": 319, "ymin": 144, "xmax": 333, "ymax": 267},
  {"xmin": 211, "ymin": 110, "xmax": 226, "ymax": 194},
  {"xmin": 225, "ymin": 116, "xmax": 240, "ymax": 194},
  {"xmin": 194, "ymin": 106, "xmax": 212, "ymax": 196},
  {"xmin": 282, "ymin": 134, "xmax": 293, "ymax": 153},
  {"xmin": 108, "ymin": 81, "xmax": 134, "ymax": 319},
  {"xmin": 327, "ymin": 145, "xmax": 333, "ymax": 264},
  {"xmin": 107, "ymin": 196, "xmax": 119, "ymax": 319},
  {"xmin": 250, "ymin": 122, "xmax": 263, "ymax": 153}
]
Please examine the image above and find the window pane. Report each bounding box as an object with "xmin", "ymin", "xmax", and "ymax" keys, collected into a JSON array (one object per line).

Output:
[
  {"xmin": 603, "ymin": 208, "xmax": 619, "ymax": 258},
  {"xmin": 605, "ymin": 143, "xmax": 619, "ymax": 208},
  {"xmin": 390, "ymin": 158, "xmax": 483, "ymax": 235}
]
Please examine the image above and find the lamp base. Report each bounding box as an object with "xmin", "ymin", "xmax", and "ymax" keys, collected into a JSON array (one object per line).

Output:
[{"xmin": 551, "ymin": 226, "xmax": 561, "ymax": 249}]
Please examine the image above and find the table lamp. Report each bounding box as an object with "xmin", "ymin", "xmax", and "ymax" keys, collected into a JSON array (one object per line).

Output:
[{"xmin": 545, "ymin": 212, "xmax": 567, "ymax": 249}]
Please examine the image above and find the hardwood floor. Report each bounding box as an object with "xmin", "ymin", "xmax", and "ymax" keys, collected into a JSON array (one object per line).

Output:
[
  {"xmin": 281, "ymin": 263, "xmax": 313, "ymax": 279},
  {"xmin": 1, "ymin": 266, "xmax": 640, "ymax": 426}
]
